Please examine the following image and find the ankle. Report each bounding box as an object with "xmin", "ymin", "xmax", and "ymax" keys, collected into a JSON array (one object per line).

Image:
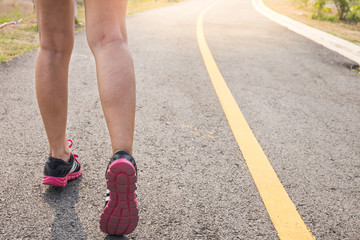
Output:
[
  {"xmin": 51, "ymin": 150, "xmax": 71, "ymax": 162},
  {"xmin": 113, "ymin": 148, "xmax": 132, "ymax": 156}
]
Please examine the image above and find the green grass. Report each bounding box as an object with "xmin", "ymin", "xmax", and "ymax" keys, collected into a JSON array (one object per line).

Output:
[
  {"xmin": 0, "ymin": 25, "xmax": 38, "ymax": 62},
  {"xmin": 19, "ymin": 24, "xmax": 38, "ymax": 31},
  {"xmin": 351, "ymin": 65, "xmax": 360, "ymax": 73},
  {"xmin": 0, "ymin": 30, "xmax": 38, "ymax": 62},
  {"xmin": 0, "ymin": 1, "xmax": 35, "ymax": 22},
  {"xmin": 0, "ymin": 1, "xmax": 38, "ymax": 62},
  {"xmin": 311, "ymin": 13, "xmax": 337, "ymax": 22},
  {"xmin": 0, "ymin": 4, "xmax": 21, "ymax": 23}
]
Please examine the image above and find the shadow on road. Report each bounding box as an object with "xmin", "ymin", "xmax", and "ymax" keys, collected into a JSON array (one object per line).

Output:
[
  {"xmin": 44, "ymin": 176, "xmax": 87, "ymax": 240},
  {"xmin": 105, "ymin": 235, "xmax": 129, "ymax": 240}
]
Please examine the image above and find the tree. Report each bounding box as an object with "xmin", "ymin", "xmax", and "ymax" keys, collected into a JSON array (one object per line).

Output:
[{"xmin": 333, "ymin": 0, "xmax": 350, "ymax": 20}]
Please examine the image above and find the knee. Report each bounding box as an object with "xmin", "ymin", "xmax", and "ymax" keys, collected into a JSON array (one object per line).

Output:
[
  {"xmin": 87, "ymin": 28, "xmax": 128, "ymax": 52},
  {"xmin": 39, "ymin": 31, "xmax": 74, "ymax": 57}
]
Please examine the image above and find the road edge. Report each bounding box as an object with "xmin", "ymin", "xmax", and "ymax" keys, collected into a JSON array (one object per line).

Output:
[{"xmin": 252, "ymin": 0, "xmax": 360, "ymax": 65}]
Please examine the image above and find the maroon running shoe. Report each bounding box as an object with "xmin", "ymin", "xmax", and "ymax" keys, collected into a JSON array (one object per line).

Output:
[{"xmin": 99, "ymin": 151, "xmax": 139, "ymax": 235}]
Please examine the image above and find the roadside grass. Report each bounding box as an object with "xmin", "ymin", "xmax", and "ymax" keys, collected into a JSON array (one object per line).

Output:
[
  {"xmin": 0, "ymin": 27, "xmax": 38, "ymax": 62},
  {"xmin": 0, "ymin": 1, "xmax": 38, "ymax": 62},
  {"xmin": 0, "ymin": 0, "xmax": 34, "ymax": 24},
  {"xmin": 128, "ymin": 0, "xmax": 178, "ymax": 15},
  {"xmin": 0, "ymin": 0, "xmax": 179, "ymax": 63},
  {"xmin": 263, "ymin": 0, "xmax": 360, "ymax": 45}
]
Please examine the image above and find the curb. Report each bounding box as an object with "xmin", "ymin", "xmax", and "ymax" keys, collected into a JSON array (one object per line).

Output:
[{"xmin": 252, "ymin": 0, "xmax": 360, "ymax": 64}]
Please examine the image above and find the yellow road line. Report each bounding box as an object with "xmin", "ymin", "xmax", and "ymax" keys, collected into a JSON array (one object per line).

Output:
[{"xmin": 196, "ymin": 1, "xmax": 315, "ymax": 239}]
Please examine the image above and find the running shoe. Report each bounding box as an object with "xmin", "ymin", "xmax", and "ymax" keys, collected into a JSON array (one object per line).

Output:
[
  {"xmin": 42, "ymin": 139, "xmax": 82, "ymax": 187},
  {"xmin": 99, "ymin": 151, "xmax": 139, "ymax": 235}
]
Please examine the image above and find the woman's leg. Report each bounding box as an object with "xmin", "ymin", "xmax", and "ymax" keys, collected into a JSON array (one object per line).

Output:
[
  {"xmin": 35, "ymin": 0, "xmax": 75, "ymax": 161},
  {"xmin": 85, "ymin": 1, "xmax": 138, "ymax": 235},
  {"xmin": 84, "ymin": 0, "xmax": 136, "ymax": 155}
]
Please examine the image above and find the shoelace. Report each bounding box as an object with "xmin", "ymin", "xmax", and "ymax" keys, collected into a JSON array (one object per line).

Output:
[{"xmin": 67, "ymin": 139, "xmax": 79, "ymax": 159}]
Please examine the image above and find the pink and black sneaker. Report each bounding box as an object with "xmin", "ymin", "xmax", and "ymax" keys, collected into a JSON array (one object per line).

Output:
[
  {"xmin": 99, "ymin": 151, "xmax": 139, "ymax": 236},
  {"xmin": 42, "ymin": 139, "xmax": 82, "ymax": 187}
]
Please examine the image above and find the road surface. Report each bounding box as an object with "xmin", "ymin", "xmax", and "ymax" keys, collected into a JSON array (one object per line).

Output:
[{"xmin": 0, "ymin": 0, "xmax": 359, "ymax": 239}]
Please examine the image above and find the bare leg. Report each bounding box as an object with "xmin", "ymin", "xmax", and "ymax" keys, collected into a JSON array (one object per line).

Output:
[
  {"xmin": 35, "ymin": 0, "xmax": 74, "ymax": 161},
  {"xmin": 85, "ymin": 0, "xmax": 135, "ymax": 155}
]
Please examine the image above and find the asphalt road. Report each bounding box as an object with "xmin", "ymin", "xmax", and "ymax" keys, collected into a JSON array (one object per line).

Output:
[{"xmin": 0, "ymin": 0, "xmax": 359, "ymax": 239}]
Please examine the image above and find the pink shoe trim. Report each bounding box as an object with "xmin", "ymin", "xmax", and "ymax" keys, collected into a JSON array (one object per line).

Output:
[
  {"xmin": 42, "ymin": 169, "xmax": 82, "ymax": 187},
  {"xmin": 100, "ymin": 158, "xmax": 138, "ymax": 235}
]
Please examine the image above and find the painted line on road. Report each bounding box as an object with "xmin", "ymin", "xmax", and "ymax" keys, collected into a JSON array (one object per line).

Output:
[{"xmin": 196, "ymin": 1, "xmax": 315, "ymax": 239}]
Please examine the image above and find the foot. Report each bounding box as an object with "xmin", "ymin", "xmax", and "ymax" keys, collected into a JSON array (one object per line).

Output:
[
  {"xmin": 42, "ymin": 139, "xmax": 82, "ymax": 187},
  {"xmin": 99, "ymin": 151, "xmax": 139, "ymax": 235},
  {"xmin": 42, "ymin": 154, "xmax": 82, "ymax": 187}
]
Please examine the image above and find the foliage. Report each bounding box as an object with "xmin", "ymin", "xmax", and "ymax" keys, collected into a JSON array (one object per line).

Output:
[
  {"xmin": 311, "ymin": 0, "xmax": 360, "ymax": 22},
  {"xmin": 348, "ymin": 0, "xmax": 360, "ymax": 21},
  {"xmin": 311, "ymin": 12, "xmax": 337, "ymax": 21},
  {"xmin": 334, "ymin": 0, "xmax": 350, "ymax": 20},
  {"xmin": 311, "ymin": 0, "xmax": 336, "ymax": 21},
  {"xmin": 314, "ymin": 0, "xmax": 327, "ymax": 13}
]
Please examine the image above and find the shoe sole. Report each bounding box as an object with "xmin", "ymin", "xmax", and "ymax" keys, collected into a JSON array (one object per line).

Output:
[
  {"xmin": 42, "ymin": 170, "xmax": 82, "ymax": 187},
  {"xmin": 100, "ymin": 158, "xmax": 139, "ymax": 235}
]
